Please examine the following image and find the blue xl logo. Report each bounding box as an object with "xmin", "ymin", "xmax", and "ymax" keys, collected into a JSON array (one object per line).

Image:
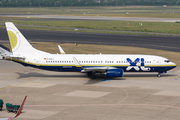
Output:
[{"xmin": 126, "ymin": 58, "xmax": 150, "ymax": 71}]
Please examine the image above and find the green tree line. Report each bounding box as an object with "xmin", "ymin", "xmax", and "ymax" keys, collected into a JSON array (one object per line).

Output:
[{"xmin": 0, "ymin": 0, "xmax": 180, "ymax": 7}]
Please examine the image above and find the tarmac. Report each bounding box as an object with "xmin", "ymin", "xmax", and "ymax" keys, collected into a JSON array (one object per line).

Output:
[
  {"xmin": 0, "ymin": 60, "xmax": 180, "ymax": 120},
  {"xmin": 1, "ymin": 28, "xmax": 180, "ymax": 52}
]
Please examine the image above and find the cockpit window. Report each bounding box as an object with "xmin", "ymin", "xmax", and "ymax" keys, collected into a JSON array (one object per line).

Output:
[{"xmin": 164, "ymin": 60, "xmax": 170, "ymax": 63}]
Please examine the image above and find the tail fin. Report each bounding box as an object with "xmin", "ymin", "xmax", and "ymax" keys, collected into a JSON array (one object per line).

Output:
[
  {"xmin": 14, "ymin": 95, "xmax": 27, "ymax": 119},
  {"xmin": 1, "ymin": 96, "xmax": 27, "ymax": 120},
  {"xmin": 5, "ymin": 22, "xmax": 35, "ymax": 55}
]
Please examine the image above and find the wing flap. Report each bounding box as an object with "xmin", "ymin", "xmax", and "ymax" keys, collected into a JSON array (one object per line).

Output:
[
  {"xmin": 81, "ymin": 67, "xmax": 118, "ymax": 73},
  {"xmin": 81, "ymin": 67, "xmax": 108, "ymax": 73}
]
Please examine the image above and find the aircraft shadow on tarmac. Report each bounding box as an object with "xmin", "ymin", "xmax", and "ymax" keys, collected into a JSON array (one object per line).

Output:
[
  {"xmin": 15, "ymin": 72, "xmax": 176, "ymax": 83},
  {"xmin": 15, "ymin": 72, "xmax": 88, "ymax": 79},
  {"xmin": 15, "ymin": 72, "xmax": 123, "ymax": 79},
  {"xmin": 84, "ymin": 78, "xmax": 126, "ymax": 85},
  {"xmin": 15, "ymin": 72, "xmax": 125, "ymax": 83},
  {"xmin": 123, "ymin": 74, "xmax": 177, "ymax": 77},
  {"xmin": 84, "ymin": 73, "xmax": 177, "ymax": 85}
]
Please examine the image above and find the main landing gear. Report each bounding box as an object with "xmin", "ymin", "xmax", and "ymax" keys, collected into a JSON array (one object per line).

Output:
[
  {"xmin": 87, "ymin": 72, "xmax": 96, "ymax": 79},
  {"xmin": 157, "ymin": 73, "xmax": 161, "ymax": 77}
]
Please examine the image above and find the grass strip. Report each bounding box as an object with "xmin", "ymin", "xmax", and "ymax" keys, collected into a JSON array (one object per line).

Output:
[
  {"xmin": 0, "ymin": 20, "xmax": 180, "ymax": 35},
  {"xmin": 1, "ymin": 6, "xmax": 180, "ymax": 18}
]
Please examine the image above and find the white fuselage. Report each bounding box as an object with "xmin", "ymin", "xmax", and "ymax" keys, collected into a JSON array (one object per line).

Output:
[{"xmin": 14, "ymin": 54, "xmax": 176, "ymax": 73}]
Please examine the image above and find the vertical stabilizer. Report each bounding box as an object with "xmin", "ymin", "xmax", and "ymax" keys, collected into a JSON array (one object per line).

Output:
[
  {"xmin": 5, "ymin": 22, "xmax": 35, "ymax": 55},
  {"xmin": 14, "ymin": 96, "xmax": 27, "ymax": 119}
]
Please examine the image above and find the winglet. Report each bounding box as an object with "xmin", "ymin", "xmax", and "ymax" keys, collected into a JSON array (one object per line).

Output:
[
  {"xmin": 58, "ymin": 45, "xmax": 66, "ymax": 54},
  {"xmin": 73, "ymin": 57, "xmax": 81, "ymax": 67},
  {"xmin": 14, "ymin": 95, "xmax": 27, "ymax": 118}
]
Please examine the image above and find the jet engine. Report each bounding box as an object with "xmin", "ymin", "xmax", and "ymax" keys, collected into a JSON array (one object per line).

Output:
[{"xmin": 105, "ymin": 69, "xmax": 123, "ymax": 78}]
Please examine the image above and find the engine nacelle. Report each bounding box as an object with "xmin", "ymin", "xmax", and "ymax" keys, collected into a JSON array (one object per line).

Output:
[{"xmin": 105, "ymin": 69, "xmax": 123, "ymax": 78}]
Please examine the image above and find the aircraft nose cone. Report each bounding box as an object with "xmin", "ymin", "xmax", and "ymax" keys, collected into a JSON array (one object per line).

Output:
[
  {"xmin": 173, "ymin": 62, "xmax": 176, "ymax": 66},
  {"xmin": 171, "ymin": 62, "xmax": 176, "ymax": 68}
]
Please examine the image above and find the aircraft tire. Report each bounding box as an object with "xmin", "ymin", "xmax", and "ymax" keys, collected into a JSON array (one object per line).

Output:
[
  {"xmin": 87, "ymin": 72, "xmax": 92, "ymax": 77},
  {"xmin": 90, "ymin": 75, "xmax": 96, "ymax": 79},
  {"xmin": 87, "ymin": 72, "xmax": 96, "ymax": 79}
]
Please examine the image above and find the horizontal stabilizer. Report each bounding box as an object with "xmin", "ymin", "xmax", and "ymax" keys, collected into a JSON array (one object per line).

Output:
[
  {"xmin": 10, "ymin": 55, "xmax": 25, "ymax": 60},
  {"xmin": 0, "ymin": 46, "xmax": 12, "ymax": 60}
]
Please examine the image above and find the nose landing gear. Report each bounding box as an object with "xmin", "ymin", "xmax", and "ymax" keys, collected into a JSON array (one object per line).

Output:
[
  {"xmin": 157, "ymin": 73, "xmax": 161, "ymax": 77},
  {"xmin": 157, "ymin": 71, "xmax": 167, "ymax": 77}
]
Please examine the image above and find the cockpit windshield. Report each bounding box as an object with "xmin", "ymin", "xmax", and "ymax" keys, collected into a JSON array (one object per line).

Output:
[{"xmin": 164, "ymin": 60, "xmax": 170, "ymax": 63}]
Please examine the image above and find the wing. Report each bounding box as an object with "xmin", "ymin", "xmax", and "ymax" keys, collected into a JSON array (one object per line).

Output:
[{"xmin": 73, "ymin": 57, "xmax": 117, "ymax": 73}]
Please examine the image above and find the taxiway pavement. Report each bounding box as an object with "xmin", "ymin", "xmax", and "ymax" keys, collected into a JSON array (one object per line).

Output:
[{"xmin": 0, "ymin": 60, "xmax": 180, "ymax": 120}]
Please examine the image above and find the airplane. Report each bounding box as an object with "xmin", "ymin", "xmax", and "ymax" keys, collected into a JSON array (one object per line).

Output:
[
  {"xmin": 0, "ymin": 44, "xmax": 12, "ymax": 60},
  {"xmin": 5, "ymin": 22, "xmax": 176, "ymax": 79},
  {"xmin": 0, "ymin": 96, "xmax": 27, "ymax": 120}
]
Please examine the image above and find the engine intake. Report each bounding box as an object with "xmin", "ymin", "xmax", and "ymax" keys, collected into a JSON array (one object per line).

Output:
[{"xmin": 105, "ymin": 69, "xmax": 123, "ymax": 78}]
